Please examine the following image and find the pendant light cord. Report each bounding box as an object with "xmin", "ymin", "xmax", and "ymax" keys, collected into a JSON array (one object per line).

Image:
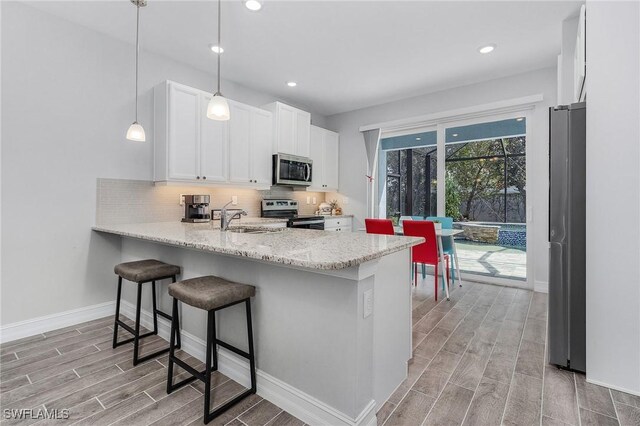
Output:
[
  {"xmin": 135, "ymin": 2, "xmax": 140, "ymax": 122},
  {"xmin": 216, "ymin": 0, "xmax": 222, "ymax": 96}
]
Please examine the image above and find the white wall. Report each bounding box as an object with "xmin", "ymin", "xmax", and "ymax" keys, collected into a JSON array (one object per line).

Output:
[
  {"xmin": 585, "ymin": 1, "xmax": 640, "ymax": 394},
  {"xmin": 557, "ymin": 16, "xmax": 580, "ymax": 105},
  {"xmin": 326, "ymin": 68, "xmax": 557, "ymax": 291},
  {"xmin": 0, "ymin": 2, "xmax": 326, "ymax": 325}
]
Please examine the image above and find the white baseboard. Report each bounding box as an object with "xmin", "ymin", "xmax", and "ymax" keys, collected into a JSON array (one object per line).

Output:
[
  {"xmin": 586, "ymin": 377, "xmax": 640, "ymax": 398},
  {"xmin": 119, "ymin": 301, "xmax": 377, "ymax": 426},
  {"xmin": 0, "ymin": 301, "xmax": 115, "ymax": 344},
  {"xmin": 534, "ymin": 280, "xmax": 549, "ymax": 293}
]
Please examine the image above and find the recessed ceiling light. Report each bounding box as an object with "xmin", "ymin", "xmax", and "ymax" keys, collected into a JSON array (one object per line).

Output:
[
  {"xmin": 286, "ymin": 81, "xmax": 297, "ymax": 87},
  {"xmin": 245, "ymin": 0, "xmax": 263, "ymax": 11},
  {"xmin": 416, "ymin": 137, "xmax": 421, "ymax": 141},
  {"xmin": 453, "ymin": 133, "xmax": 459, "ymax": 137},
  {"xmin": 478, "ymin": 44, "xmax": 496, "ymax": 54},
  {"xmin": 516, "ymin": 117, "xmax": 524, "ymax": 122},
  {"xmin": 209, "ymin": 44, "xmax": 224, "ymax": 54}
]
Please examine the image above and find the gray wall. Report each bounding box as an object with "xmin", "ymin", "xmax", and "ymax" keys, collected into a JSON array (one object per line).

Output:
[
  {"xmin": 585, "ymin": 0, "xmax": 640, "ymax": 395},
  {"xmin": 326, "ymin": 67, "xmax": 557, "ymax": 291},
  {"xmin": 0, "ymin": 2, "xmax": 326, "ymax": 324}
]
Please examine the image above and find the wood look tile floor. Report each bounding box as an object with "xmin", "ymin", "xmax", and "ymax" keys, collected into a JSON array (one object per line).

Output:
[
  {"xmin": 379, "ymin": 278, "xmax": 640, "ymax": 426},
  {"xmin": 0, "ymin": 317, "xmax": 304, "ymax": 426},
  {"xmin": 3, "ymin": 282, "xmax": 640, "ymax": 426}
]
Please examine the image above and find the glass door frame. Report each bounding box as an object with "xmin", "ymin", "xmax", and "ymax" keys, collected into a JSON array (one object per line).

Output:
[{"xmin": 379, "ymin": 109, "xmax": 534, "ymax": 288}]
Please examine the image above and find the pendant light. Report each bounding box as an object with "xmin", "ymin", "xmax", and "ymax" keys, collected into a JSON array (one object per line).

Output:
[
  {"xmin": 126, "ymin": 0, "xmax": 147, "ymax": 141},
  {"xmin": 207, "ymin": 0, "xmax": 230, "ymax": 121}
]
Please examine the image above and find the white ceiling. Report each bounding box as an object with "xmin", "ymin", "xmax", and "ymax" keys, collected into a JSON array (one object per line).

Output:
[{"xmin": 25, "ymin": 0, "xmax": 582, "ymax": 116}]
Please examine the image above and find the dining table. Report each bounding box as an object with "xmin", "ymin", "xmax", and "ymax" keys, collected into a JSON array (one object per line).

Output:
[{"xmin": 394, "ymin": 226, "xmax": 464, "ymax": 300}]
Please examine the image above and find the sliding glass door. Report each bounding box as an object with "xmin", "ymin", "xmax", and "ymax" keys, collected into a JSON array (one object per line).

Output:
[
  {"xmin": 442, "ymin": 117, "xmax": 527, "ymax": 282},
  {"xmin": 379, "ymin": 129, "xmax": 437, "ymax": 223},
  {"xmin": 378, "ymin": 114, "xmax": 529, "ymax": 284}
]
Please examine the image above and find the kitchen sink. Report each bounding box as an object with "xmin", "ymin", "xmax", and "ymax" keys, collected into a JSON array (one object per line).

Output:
[{"xmin": 227, "ymin": 226, "xmax": 283, "ymax": 234}]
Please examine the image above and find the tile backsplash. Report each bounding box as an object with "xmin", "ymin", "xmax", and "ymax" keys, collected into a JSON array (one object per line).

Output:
[{"xmin": 96, "ymin": 178, "xmax": 326, "ymax": 225}]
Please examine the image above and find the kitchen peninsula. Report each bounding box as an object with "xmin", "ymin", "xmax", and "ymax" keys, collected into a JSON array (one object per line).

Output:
[{"xmin": 93, "ymin": 221, "xmax": 423, "ymax": 426}]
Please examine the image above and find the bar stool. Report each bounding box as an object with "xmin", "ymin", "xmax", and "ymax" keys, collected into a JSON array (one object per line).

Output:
[
  {"xmin": 113, "ymin": 259, "xmax": 182, "ymax": 365},
  {"xmin": 166, "ymin": 275, "xmax": 256, "ymax": 424}
]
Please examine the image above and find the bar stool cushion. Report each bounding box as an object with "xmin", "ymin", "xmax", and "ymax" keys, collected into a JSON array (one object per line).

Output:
[
  {"xmin": 114, "ymin": 259, "xmax": 180, "ymax": 283},
  {"xmin": 169, "ymin": 276, "xmax": 255, "ymax": 311}
]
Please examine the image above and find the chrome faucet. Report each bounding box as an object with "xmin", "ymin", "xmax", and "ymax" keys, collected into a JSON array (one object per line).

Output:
[{"xmin": 220, "ymin": 200, "xmax": 247, "ymax": 231}]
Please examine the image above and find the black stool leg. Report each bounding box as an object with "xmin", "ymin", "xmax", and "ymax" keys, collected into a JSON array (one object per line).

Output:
[
  {"xmin": 133, "ymin": 282, "xmax": 143, "ymax": 365},
  {"xmin": 167, "ymin": 297, "xmax": 178, "ymax": 394},
  {"xmin": 112, "ymin": 276, "xmax": 123, "ymax": 349},
  {"xmin": 204, "ymin": 309, "xmax": 215, "ymax": 423},
  {"xmin": 151, "ymin": 280, "xmax": 159, "ymax": 335},
  {"xmin": 172, "ymin": 276, "xmax": 181, "ymax": 349},
  {"xmin": 246, "ymin": 299, "xmax": 256, "ymax": 393}
]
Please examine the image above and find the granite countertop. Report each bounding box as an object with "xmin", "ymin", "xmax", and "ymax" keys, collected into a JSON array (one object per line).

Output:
[{"xmin": 92, "ymin": 221, "xmax": 423, "ymax": 270}]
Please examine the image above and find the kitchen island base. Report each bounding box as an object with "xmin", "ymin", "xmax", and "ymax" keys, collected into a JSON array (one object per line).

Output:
[{"xmin": 112, "ymin": 236, "xmax": 411, "ymax": 426}]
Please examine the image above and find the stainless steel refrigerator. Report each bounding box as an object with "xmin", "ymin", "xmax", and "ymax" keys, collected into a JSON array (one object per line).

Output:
[{"xmin": 548, "ymin": 102, "xmax": 586, "ymax": 372}]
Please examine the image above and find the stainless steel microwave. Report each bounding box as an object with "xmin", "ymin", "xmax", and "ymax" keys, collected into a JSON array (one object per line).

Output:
[{"xmin": 272, "ymin": 153, "xmax": 312, "ymax": 186}]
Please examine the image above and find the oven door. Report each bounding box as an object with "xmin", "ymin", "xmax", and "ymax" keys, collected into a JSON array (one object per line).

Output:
[
  {"xmin": 273, "ymin": 154, "xmax": 312, "ymax": 186},
  {"xmin": 289, "ymin": 219, "xmax": 325, "ymax": 230}
]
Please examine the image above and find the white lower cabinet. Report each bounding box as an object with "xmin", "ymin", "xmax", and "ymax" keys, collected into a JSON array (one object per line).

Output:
[
  {"xmin": 154, "ymin": 81, "xmax": 272, "ymax": 188},
  {"xmin": 324, "ymin": 216, "xmax": 352, "ymax": 232}
]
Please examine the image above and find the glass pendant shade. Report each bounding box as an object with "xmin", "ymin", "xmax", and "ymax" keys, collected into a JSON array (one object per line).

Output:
[
  {"xmin": 126, "ymin": 121, "xmax": 146, "ymax": 141},
  {"xmin": 207, "ymin": 94, "xmax": 230, "ymax": 121}
]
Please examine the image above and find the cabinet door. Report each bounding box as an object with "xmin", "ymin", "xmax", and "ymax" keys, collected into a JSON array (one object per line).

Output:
[
  {"xmin": 199, "ymin": 94, "xmax": 228, "ymax": 182},
  {"xmin": 308, "ymin": 125, "xmax": 324, "ymax": 189},
  {"xmin": 228, "ymin": 102, "xmax": 252, "ymax": 183},
  {"xmin": 276, "ymin": 104, "xmax": 296, "ymax": 155},
  {"xmin": 168, "ymin": 83, "xmax": 199, "ymax": 180},
  {"xmin": 295, "ymin": 110, "xmax": 311, "ymax": 157},
  {"xmin": 323, "ymin": 130, "xmax": 339, "ymax": 190},
  {"xmin": 250, "ymin": 109, "xmax": 273, "ymax": 185}
]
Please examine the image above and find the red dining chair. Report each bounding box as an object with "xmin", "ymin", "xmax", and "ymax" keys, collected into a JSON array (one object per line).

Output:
[
  {"xmin": 365, "ymin": 218, "xmax": 395, "ymax": 235},
  {"xmin": 403, "ymin": 220, "xmax": 450, "ymax": 301}
]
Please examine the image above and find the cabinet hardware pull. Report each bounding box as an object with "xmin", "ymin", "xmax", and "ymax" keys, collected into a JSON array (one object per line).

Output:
[
  {"xmin": 203, "ymin": 176, "xmax": 207, "ymax": 180},
  {"xmin": 196, "ymin": 176, "xmax": 200, "ymax": 179}
]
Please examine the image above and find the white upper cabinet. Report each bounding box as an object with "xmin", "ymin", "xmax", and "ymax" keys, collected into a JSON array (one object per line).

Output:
[
  {"xmin": 200, "ymin": 93, "xmax": 228, "ymax": 182},
  {"xmin": 263, "ymin": 102, "xmax": 311, "ymax": 157},
  {"xmin": 166, "ymin": 83, "xmax": 199, "ymax": 181},
  {"xmin": 154, "ymin": 81, "xmax": 272, "ymax": 188},
  {"xmin": 250, "ymin": 109, "xmax": 273, "ymax": 185},
  {"xmin": 307, "ymin": 125, "xmax": 339, "ymax": 192},
  {"xmin": 228, "ymin": 102, "xmax": 252, "ymax": 183},
  {"xmin": 323, "ymin": 129, "xmax": 339, "ymax": 190}
]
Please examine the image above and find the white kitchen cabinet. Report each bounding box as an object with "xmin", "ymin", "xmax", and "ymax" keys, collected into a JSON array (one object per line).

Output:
[
  {"xmin": 250, "ymin": 109, "xmax": 273, "ymax": 185},
  {"xmin": 228, "ymin": 101, "xmax": 273, "ymax": 185},
  {"xmin": 200, "ymin": 93, "xmax": 228, "ymax": 182},
  {"xmin": 324, "ymin": 216, "xmax": 352, "ymax": 232},
  {"xmin": 166, "ymin": 83, "xmax": 199, "ymax": 181},
  {"xmin": 228, "ymin": 102, "xmax": 252, "ymax": 183},
  {"xmin": 154, "ymin": 81, "xmax": 272, "ymax": 188},
  {"xmin": 263, "ymin": 102, "xmax": 311, "ymax": 157},
  {"xmin": 308, "ymin": 125, "xmax": 339, "ymax": 192}
]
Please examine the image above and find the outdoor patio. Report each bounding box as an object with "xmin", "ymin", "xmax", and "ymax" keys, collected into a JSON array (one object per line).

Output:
[{"xmin": 454, "ymin": 239, "xmax": 526, "ymax": 281}]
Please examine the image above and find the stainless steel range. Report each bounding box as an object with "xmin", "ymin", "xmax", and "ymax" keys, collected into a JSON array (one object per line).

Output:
[{"xmin": 261, "ymin": 200, "xmax": 324, "ymax": 230}]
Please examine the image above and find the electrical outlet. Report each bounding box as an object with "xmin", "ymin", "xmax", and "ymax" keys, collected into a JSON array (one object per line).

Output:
[
  {"xmin": 179, "ymin": 194, "xmax": 186, "ymax": 206},
  {"xmin": 363, "ymin": 289, "xmax": 374, "ymax": 318},
  {"xmin": 312, "ymin": 197, "xmax": 317, "ymax": 204},
  {"xmin": 232, "ymin": 196, "xmax": 238, "ymax": 205},
  {"xmin": 306, "ymin": 196, "xmax": 311, "ymax": 205},
  {"xmin": 343, "ymin": 196, "xmax": 349, "ymax": 205}
]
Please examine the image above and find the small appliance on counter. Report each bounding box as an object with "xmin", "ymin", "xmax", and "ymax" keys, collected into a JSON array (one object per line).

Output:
[
  {"xmin": 261, "ymin": 199, "xmax": 324, "ymax": 229},
  {"xmin": 181, "ymin": 195, "xmax": 211, "ymax": 223},
  {"xmin": 318, "ymin": 202, "xmax": 333, "ymax": 216}
]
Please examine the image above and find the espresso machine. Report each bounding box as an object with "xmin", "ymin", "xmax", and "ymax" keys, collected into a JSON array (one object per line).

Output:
[{"xmin": 181, "ymin": 195, "xmax": 211, "ymax": 223}]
